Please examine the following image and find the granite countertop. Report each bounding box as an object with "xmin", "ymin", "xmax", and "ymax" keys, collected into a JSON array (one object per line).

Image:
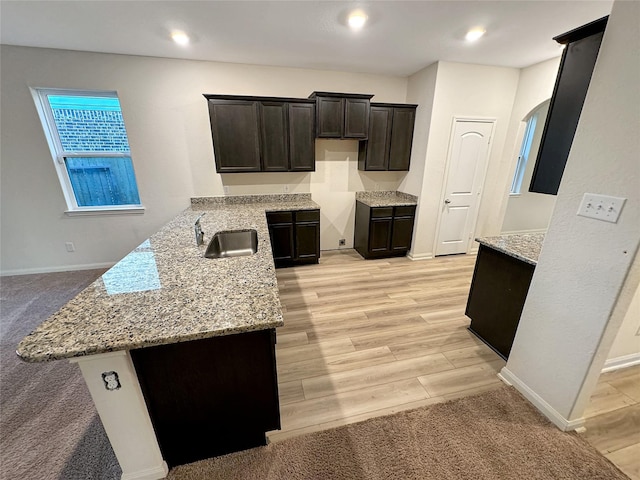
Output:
[
  {"xmin": 475, "ymin": 233, "xmax": 545, "ymax": 265},
  {"xmin": 356, "ymin": 191, "xmax": 418, "ymax": 208},
  {"xmin": 17, "ymin": 194, "xmax": 319, "ymax": 363}
]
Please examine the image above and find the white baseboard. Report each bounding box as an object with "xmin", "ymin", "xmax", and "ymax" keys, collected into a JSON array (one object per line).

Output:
[
  {"xmin": 498, "ymin": 367, "xmax": 585, "ymax": 432},
  {"xmin": 407, "ymin": 251, "xmax": 434, "ymax": 261},
  {"xmin": 602, "ymin": 353, "xmax": 640, "ymax": 373},
  {"xmin": 0, "ymin": 262, "xmax": 115, "ymax": 277},
  {"xmin": 121, "ymin": 462, "xmax": 168, "ymax": 480}
]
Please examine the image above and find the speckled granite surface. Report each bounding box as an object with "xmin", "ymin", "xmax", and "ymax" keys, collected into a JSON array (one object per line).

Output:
[
  {"xmin": 356, "ymin": 191, "xmax": 418, "ymax": 207},
  {"xmin": 191, "ymin": 193, "xmax": 312, "ymax": 206},
  {"xmin": 17, "ymin": 195, "xmax": 319, "ymax": 363},
  {"xmin": 475, "ymin": 233, "xmax": 545, "ymax": 265}
]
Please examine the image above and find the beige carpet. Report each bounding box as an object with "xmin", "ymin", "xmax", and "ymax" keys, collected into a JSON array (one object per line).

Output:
[
  {"xmin": 1, "ymin": 270, "xmax": 121, "ymax": 480},
  {"xmin": 168, "ymin": 386, "xmax": 627, "ymax": 480}
]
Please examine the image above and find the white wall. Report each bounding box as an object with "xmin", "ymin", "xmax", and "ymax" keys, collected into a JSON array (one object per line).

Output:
[
  {"xmin": 607, "ymin": 284, "xmax": 640, "ymax": 362},
  {"xmin": 403, "ymin": 61, "xmax": 520, "ymax": 258},
  {"xmin": 402, "ymin": 63, "xmax": 439, "ymax": 258},
  {"xmin": 403, "ymin": 63, "xmax": 438, "ymax": 198},
  {"xmin": 501, "ymin": 100, "xmax": 557, "ymax": 233},
  {"xmin": 497, "ymin": 57, "xmax": 561, "ymax": 234},
  {"xmin": 0, "ymin": 45, "xmax": 407, "ymax": 273},
  {"xmin": 221, "ymin": 140, "xmax": 405, "ymax": 251},
  {"xmin": 503, "ymin": 0, "xmax": 640, "ymax": 426}
]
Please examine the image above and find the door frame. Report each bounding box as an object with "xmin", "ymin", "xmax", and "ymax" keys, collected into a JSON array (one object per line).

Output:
[{"xmin": 433, "ymin": 116, "xmax": 496, "ymax": 256}]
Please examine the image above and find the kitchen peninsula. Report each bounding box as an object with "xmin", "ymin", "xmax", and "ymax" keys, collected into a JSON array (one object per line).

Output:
[
  {"xmin": 465, "ymin": 233, "xmax": 544, "ymax": 360},
  {"xmin": 16, "ymin": 194, "xmax": 319, "ymax": 479}
]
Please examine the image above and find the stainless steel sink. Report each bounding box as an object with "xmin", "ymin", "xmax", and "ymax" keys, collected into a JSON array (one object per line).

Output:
[{"xmin": 204, "ymin": 229, "xmax": 258, "ymax": 259}]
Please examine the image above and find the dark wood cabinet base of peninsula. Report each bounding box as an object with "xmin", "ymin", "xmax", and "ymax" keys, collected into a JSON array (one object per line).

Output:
[
  {"xmin": 131, "ymin": 329, "xmax": 280, "ymax": 468},
  {"xmin": 465, "ymin": 245, "xmax": 535, "ymax": 360}
]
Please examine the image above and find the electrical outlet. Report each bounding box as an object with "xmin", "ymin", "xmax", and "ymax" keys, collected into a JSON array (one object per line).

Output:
[
  {"xmin": 65, "ymin": 242, "xmax": 75, "ymax": 252},
  {"xmin": 374, "ymin": 183, "xmax": 380, "ymax": 191},
  {"xmin": 339, "ymin": 238, "xmax": 346, "ymax": 246},
  {"xmin": 223, "ymin": 186, "xmax": 229, "ymax": 194},
  {"xmin": 577, "ymin": 193, "xmax": 626, "ymax": 223},
  {"xmin": 283, "ymin": 185, "xmax": 290, "ymax": 193}
]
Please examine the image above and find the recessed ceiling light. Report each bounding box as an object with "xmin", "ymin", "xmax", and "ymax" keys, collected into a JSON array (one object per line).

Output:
[
  {"xmin": 171, "ymin": 31, "xmax": 190, "ymax": 46},
  {"xmin": 348, "ymin": 11, "xmax": 367, "ymax": 30},
  {"xmin": 465, "ymin": 28, "xmax": 486, "ymax": 42}
]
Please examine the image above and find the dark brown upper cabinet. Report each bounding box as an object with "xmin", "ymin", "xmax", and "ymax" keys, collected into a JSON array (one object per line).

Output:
[
  {"xmin": 288, "ymin": 103, "xmax": 316, "ymax": 171},
  {"xmin": 309, "ymin": 92, "xmax": 374, "ymax": 139},
  {"xmin": 529, "ymin": 16, "xmax": 607, "ymax": 195},
  {"xmin": 207, "ymin": 99, "xmax": 262, "ymax": 172},
  {"xmin": 358, "ymin": 103, "xmax": 417, "ymax": 171},
  {"xmin": 205, "ymin": 95, "xmax": 315, "ymax": 173},
  {"xmin": 259, "ymin": 102, "xmax": 289, "ymax": 172}
]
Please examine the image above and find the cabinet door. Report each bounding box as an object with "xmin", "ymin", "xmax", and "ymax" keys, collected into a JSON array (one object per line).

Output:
[
  {"xmin": 369, "ymin": 218, "xmax": 392, "ymax": 253},
  {"xmin": 344, "ymin": 98, "xmax": 370, "ymax": 139},
  {"xmin": 529, "ymin": 31, "xmax": 604, "ymax": 195},
  {"xmin": 362, "ymin": 106, "xmax": 392, "ymax": 170},
  {"xmin": 466, "ymin": 246, "xmax": 535, "ymax": 359},
  {"xmin": 288, "ymin": 103, "xmax": 316, "ymax": 171},
  {"xmin": 316, "ymin": 97, "xmax": 344, "ymax": 138},
  {"xmin": 294, "ymin": 222, "xmax": 320, "ymax": 262},
  {"xmin": 388, "ymin": 107, "xmax": 416, "ymax": 171},
  {"xmin": 266, "ymin": 212, "xmax": 294, "ymax": 262},
  {"xmin": 131, "ymin": 330, "xmax": 279, "ymax": 467},
  {"xmin": 391, "ymin": 216, "xmax": 415, "ymax": 251},
  {"xmin": 260, "ymin": 102, "xmax": 289, "ymax": 171},
  {"xmin": 208, "ymin": 100, "xmax": 261, "ymax": 172}
]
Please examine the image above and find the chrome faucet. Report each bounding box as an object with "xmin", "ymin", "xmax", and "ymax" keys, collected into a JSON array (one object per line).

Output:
[{"xmin": 194, "ymin": 213, "xmax": 206, "ymax": 246}]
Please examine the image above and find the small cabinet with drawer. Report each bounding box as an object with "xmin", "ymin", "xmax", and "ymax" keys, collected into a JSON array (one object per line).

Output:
[
  {"xmin": 266, "ymin": 209, "xmax": 320, "ymax": 268},
  {"xmin": 354, "ymin": 202, "xmax": 416, "ymax": 259},
  {"xmin": 309, "ymin": 92, "xmax": 373, "ymax": 139}
]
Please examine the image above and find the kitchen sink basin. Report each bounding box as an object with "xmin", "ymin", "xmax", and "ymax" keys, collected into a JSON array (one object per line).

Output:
[{"xmin": 204, "ymin": 229, "xmax": 258, "ymax": 259}]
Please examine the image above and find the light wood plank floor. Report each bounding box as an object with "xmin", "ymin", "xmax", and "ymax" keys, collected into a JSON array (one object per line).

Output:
[
  {"xmin": 581, "ymin": 365, "xmax": 640, "ymax": 480},
  {"xmin": 269, "ymin": 249, "xmax": 504, "ymax": 442},
  {"xmin": 269, "ymin": 249, "xmax": 640, "ymax": 479}
]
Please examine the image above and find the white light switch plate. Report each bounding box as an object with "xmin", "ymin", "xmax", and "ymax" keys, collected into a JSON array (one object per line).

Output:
[{"xmin": 577, "ymin": 193, "xmax": 626, "ymax": 223}]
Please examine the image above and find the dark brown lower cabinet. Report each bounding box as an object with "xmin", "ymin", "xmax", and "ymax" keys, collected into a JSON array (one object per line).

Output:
[
  {"xmin": 265, "ymin": 211, "xmax": 295, "ymax": 263},
  {"xmin": 266, "ymin": 209, "xmax": 320, "ymax": 268},
  {"xmin": 131, "ymin": 330, "xmax": 280, "ymax": 468},
  {"xmin": 465, "ymin": 245, "xmax": 535, "ymax": 359},
  {"xmin": 354, "ymin": 201, "xmax": 416, "ymax": 259}
]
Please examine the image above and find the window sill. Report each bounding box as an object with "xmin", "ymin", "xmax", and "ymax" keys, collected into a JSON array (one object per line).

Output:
[
  {"xmin": 509, "ymin": 193, "xmax": 522, "ymax": 197},
  {"xmin": 65, "ymin": 206, "xmax": 146, "ymax": 217}
]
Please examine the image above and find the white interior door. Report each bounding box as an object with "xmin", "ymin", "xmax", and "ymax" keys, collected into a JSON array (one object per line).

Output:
[{"xmin": 435, "ymin": 119, "xmax": 494, "ymax": 256}]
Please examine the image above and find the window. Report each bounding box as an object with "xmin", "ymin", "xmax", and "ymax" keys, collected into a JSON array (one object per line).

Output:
[
  {"xmin": 510, "ymin": 113, "xmax": 538, "ymax": 195},
  {"xmin": 32, "ymin": 88, "xmax": 143, "ymax": 214}
]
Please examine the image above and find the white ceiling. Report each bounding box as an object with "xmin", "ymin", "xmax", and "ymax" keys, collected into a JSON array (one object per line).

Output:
[{"xmin": 0, "ymin": 1, "xmax": 613, "ymax": 76}]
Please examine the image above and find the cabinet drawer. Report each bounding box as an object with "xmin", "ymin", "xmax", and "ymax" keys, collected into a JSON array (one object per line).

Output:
[
  {"xmin": 294, "ymin": 209, "xmax": 320, "ymax": 223},
  {"xmin": 371, "ymin": 207, "xmax": 393, "ymax": 218},
  {"xmin": 394, "ymin": 205, "xmax": 416, "ymax": 217},
  {"xmin": 266, "ymin": 211, "xmax": 293, "ymax": 224}
]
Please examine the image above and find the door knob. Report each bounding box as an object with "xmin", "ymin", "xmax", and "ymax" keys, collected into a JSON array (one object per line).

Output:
[{"xmin": 444, "ymin": 199, "xmax": 451, "ymax": 204}]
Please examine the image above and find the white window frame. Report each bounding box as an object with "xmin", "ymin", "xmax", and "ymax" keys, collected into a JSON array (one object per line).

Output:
[
  {"xmin": 31, "ymin": 87, "xmax": 144, "ymax": 216},
  {"xmin": 510, "ymin": 113, "xmax": 538, "ymax": 195}
]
